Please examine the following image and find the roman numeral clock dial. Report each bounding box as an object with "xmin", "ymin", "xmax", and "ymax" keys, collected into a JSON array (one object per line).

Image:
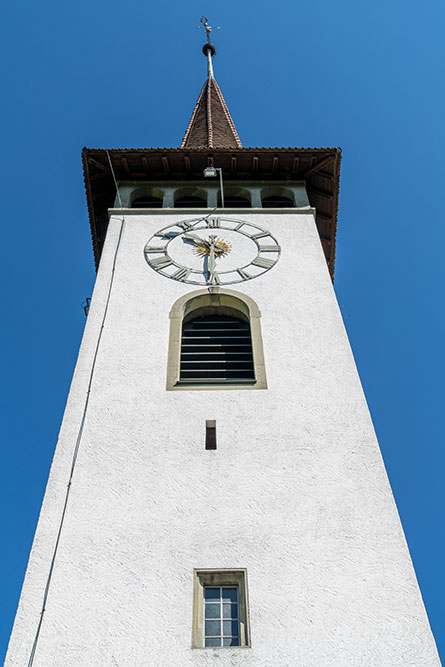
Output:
[{"xmin": 144, "ymin": 217, "xmax": 280, "ymax": 285}]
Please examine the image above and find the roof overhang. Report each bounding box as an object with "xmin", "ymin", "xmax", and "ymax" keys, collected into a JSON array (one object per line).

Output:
[{"xmin": 82, "ymin": 146, "xmax": 341, "ymax": 279}]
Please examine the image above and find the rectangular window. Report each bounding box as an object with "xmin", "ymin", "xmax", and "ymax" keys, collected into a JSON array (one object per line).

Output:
[
  {"xmin": 192, "ymin": 569, "xmax": 250, "ymax": 648},
  {"xmin": 204, "ymin": 586, "xmax": 240, "ymax": 646}
]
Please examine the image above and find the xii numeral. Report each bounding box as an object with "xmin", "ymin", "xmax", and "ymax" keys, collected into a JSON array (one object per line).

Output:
[{"xmin": 206, "ymin": 217, "xmax": 220, "ymax": 228}]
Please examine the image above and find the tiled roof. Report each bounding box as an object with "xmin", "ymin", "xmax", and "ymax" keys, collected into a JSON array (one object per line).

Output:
[{"xmin": 181, "ymin": 77, "xmax": 242, "ymax": 149}]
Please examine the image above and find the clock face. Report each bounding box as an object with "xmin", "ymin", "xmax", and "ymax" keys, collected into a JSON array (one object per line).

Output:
[{"xmin": 144, "ymin": 216, "xmax": 280, "ymax": 286}]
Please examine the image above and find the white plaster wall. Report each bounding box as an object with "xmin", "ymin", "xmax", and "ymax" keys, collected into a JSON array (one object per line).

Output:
[{"xmin": 5, "ymin": 210, "xmax": 441, "ymax": 666}]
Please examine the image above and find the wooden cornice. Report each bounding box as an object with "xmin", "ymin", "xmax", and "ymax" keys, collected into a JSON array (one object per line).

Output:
[{"xmin": 82, "ymin": 147, "xmax": 341, "ymax": 279}]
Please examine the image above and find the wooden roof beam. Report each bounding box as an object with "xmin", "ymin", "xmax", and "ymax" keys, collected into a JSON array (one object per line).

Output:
[
  {"xmin": 88, "ymin": 157, "xmax": 109, "ymax": 173},
  {"xmin": 303, "ymin": 155, "xmax": 335, "ymax": 179},
  {"xmin": 90, "ymin": 172, "xmax": 107, "ymax": 182},
  {"xmin": 310, "ymin": 188, "xmax": 333, "ymax": 201},
  {"xmin": 141, "ymin": 156, "xmax": 150, "ymax": 175},
  {"xmin": 121, "ymin": 156, "xmax": 130, "ymax": 177},
  {"xmin": 317, "ymin": 170, "xmax": 334, "ymax": 182}
]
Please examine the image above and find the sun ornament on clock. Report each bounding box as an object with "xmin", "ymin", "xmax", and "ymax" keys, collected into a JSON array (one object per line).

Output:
[{"xmin": 194, "ymin": 237, "xmax": 231, "ymax": 259}]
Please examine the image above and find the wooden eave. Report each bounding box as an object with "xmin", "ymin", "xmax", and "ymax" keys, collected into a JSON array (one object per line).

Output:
[{"xmin": 82, "ymin": 146, "xmax": 341, "ymax": 279}]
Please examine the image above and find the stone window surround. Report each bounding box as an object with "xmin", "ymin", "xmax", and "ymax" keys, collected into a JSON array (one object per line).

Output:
[
  {"xmin": 192, "ymin": 569, "xmax": 250, "ymax": 649},
  {"xmin": 167, "ymin": 288, "xmax": 267, "ymax": 391},
  {"xmin": 113, "ymin": 179, "xmax": 310, "ymax": 209}
]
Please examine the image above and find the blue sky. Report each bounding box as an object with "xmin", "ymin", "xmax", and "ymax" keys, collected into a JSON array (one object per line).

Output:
[{"xmin": 1, "ymin": 0, "xmax": 444, "ymax": 662}]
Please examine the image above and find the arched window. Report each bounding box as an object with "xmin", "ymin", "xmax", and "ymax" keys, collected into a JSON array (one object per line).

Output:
[
  {"xmin": 175, "ymin": 187, "xmax": 207, "ymax": 208},
  {"xmin": 218, "ymin": 187, "xmax": 251, "ymax": 208},
  {"xmin": 262, "ymin": 195, "xmax": 293, "ymax": 207},
  {"xmin": 130, "ymin": 187, "xmax": 164, "ymax": 208},
  {"xmin": 261, "ymin": 187, "xmax": 295, "ymax": 208},
  {"xmin": 131, "ymin": 195, "xmax": 163, "ymax": 208},
  {"xmin": 167, "ymin": 289, "xmax": 266, "ymax": 390}
]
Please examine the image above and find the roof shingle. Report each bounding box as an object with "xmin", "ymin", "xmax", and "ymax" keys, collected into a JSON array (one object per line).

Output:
[{"xmin": 181, "ymin": 77, "xmax": 242, "ymax": 149}]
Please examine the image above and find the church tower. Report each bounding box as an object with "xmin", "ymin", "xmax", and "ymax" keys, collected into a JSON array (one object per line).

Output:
[{"xmin": 6, "ymin": 19, "xmax": 441, "ymax": 667}]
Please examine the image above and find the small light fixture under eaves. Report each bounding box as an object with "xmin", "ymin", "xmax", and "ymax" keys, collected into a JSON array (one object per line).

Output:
[
  {"xmin": 203, "ymin": 167, "xmax": 224, "ymax": 207},
  {"xmin": 203, "ymin": 167, "xmax": 217, "ymax": 178}
]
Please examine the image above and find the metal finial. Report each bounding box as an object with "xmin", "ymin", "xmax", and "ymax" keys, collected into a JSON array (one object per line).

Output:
[
  {"xmin": 198, "ymin": 16, "xmax": 220, "ymax": 44},
  {"xmin": 198, "ymin": 17, "xmax": 220, "ymax": 78}
]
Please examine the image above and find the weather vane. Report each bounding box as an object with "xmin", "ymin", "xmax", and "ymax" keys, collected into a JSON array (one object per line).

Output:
[{"xmin": 198, "ymin": 16, "xmax": 220, "ymax": 44}]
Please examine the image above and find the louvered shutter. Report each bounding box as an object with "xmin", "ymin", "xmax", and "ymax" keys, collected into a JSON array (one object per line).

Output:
[{"xmin": 180, "ymin": 315, "xmax": 255, "ymax": 383}]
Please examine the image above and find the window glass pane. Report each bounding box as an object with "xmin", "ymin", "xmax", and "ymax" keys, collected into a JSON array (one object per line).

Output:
[
  {"xmin": 205, "ymin": 620, "xmax": 221, "ymax": 637},
  {"xmin": 204, "ymin": 587, "xmax": 220, "ymax": 600},
  {"xmin": 223, "ymin": 620, "xmax": 239, "ymax": 636},
  {"xmin": 221, "ymin": 587, "xmax": 237, "ymax": 603},
  {"xmin": 205, "ymin": 637, "xmax": 222, "ymax": 647},
  {"xmin": 223, "ymin": 603, "xmax": 238, "ymax": 619},
  {"xmin": 223, "ymin": 637, "xmax": 240, "ymax": 646},
  {"xmin": 205, "ymin": 604, "xmax": 220, "ymax": 619}
]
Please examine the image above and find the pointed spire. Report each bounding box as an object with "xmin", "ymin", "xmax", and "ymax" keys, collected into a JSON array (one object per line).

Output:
[{"xmin": 181, "ymin": 18, "xmax": 242, "ymax": 149}]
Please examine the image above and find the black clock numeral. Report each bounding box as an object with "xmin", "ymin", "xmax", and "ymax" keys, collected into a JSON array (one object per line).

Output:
[{"xmin": 206, "ymin": 217, "xmax": 220, "ymax": 228}]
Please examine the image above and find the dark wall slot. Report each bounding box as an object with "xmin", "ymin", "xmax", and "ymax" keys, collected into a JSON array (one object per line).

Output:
[{"xmin": 205, "ymin": 420, "xmax": 217, "ymax": 450}]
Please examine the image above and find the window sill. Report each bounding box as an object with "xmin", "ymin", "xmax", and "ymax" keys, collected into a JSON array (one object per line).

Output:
[
  {"xmin": 192, "ymin": 645, "xmax": 251, "ymax": 650},
  {"xmin": 170, "ymin": 380, "xmax": 264, "ymax": 391}
]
